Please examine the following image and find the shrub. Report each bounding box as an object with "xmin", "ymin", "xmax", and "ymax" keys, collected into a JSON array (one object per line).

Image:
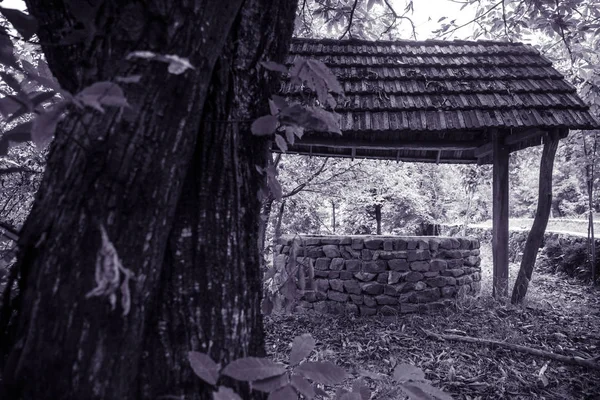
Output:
[{"xmin": 536, "ymin": 237, "xmax": 599, "ymax": 281}]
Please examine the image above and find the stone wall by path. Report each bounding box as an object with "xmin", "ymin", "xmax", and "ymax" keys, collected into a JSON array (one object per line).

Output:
[
  {"xmin": 274, "ymin": 235, "xmax": 481, "ymax": 316},
  {"xmin": 441, "ymin": 224, "xmax": 600, "ymax": 264}
]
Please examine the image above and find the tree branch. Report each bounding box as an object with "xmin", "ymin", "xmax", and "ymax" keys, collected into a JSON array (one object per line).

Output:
[
  {"xmin": 423, "ymin": 329, "xmax": 600, "ymax": 371},
  {"xmin": 339, "ymin": 0, "xmax": 359, "ymax": 39}
]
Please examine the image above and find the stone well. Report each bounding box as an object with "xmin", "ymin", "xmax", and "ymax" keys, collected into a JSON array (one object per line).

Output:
[{"xmin": 274, "ymin": 235, "xmax": 482, "ymax": 316}]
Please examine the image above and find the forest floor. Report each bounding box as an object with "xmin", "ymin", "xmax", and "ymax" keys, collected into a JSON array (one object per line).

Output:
[{"xmin": 264, "ymin": 243, "xmax": 600, "ymax": 399}]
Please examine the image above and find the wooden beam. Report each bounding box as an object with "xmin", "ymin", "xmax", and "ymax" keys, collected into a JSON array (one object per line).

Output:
[
  {"xmin": 504, "ymin": 128, "xmax": 546, "ymax": 146},
  {"xmin": 279, "ymin": 149, "xmax": 478, "ymax": 164},
  {"xmin": 295, "ymin": 137, "xmax": 482, "ymax": 151},
  {"xmin": 511, "ymin": 129, "xmax": 561, "ymax": 303},
  {"xmin": 474, "ymin": 142, "xmax": 493, "ymax": 158},
  {"xmin": 492, "ymin": 129, "xmax": 509, "ymax": 298}
]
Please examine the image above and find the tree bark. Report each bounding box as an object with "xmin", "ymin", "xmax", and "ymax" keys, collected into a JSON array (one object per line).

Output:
[
  {"xmin": 0, "ymin": 0, "xmax": 297, "ymax": 398},
  {"xmin": 511, "ymin": 130, "xmax": 560, "ymax": 304},
  {"xmin": 139, "ymin": 1, "xmax": 297, "ymax": 399}
]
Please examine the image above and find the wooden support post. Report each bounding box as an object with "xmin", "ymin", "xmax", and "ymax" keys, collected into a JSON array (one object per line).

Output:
[
  {"xmin": 492, "ymin": 129, "xmax": 509, "ymax": 298},
  {"xmin": 511, "ymin": 129, "xmax": 561, "ymax": 303}
]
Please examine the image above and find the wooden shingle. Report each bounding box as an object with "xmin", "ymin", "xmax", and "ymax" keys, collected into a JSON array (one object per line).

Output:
[{"xmin": 280, "ymin": 37, "xmax": 600, "ymax": 164}]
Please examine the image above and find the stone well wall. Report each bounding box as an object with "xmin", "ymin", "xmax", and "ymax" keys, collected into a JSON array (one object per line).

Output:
[{"xmin": 274, "ymin": 235, "xmax": 481, "ymax": 316}]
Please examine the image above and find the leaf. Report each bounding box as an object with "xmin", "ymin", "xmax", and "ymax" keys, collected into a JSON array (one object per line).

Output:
[
  {"xmin": 290, "ymin": 334, "xmax": 316, "ymax": 365},
  {"xmin": 164, "ymin": 54, "xmax": 195, "ymax": 75},
  {"xmin": 127, "ymin": 50, "xmax": 157, "ymax": 60},
  {"xmin": 29, "ymin": 91, "xmax": 57, "ymax": 108},
  {"xmin": 188, "ymin": 351, "xmax": 220, "ymax": 386},
  {"xmin": 267, "ymin": 384, "xmax": 297, "ymax": 400},
  {"xmin": 116, "ymin": 75, "xmax": 143, "ymax": 83},
  {"xmin": 264, "ymin": 267, "xmax": 277, "ymax": 280},
  {"xmin": 400, "ymin": 381, "xmax": 454, "ymax": 400},
  {"xmin": 269, "ymin": 99, "xmax": 280, "ymax": 116},
  {"xmin": 0, "ymin": 71, "xmax": 24, "ymax": 96},
  {"xmin": 0, "ymin": 7, "xmax": 38, "ymax": 40},
  {"xmin": 31, "ymin": 101, "xmax": 67, "ymax": 149},
  {"xmin": 339, "ymin": 393, "xmax": 362, "ymax": 400},
  {"xmin": 284, "ymin": 127, "xmax": 295, "ymax": 145},
  {"xmin": 538, "ymin": 362, "xmax": 549, "ymax": 387},
  {"xmin": 267, "ymin": 172, "xmax": 282, "ymax": 201},
  {"xmin": 251, "ymin": 373, "xmax": 288, "ymax": 393},
  {"xmin": 367, "ymin": 0, "xmax": 379, "ymax": 11},
  {"xmin": 274, "ymin": 134, "xmax": 287, "ymax": 152},
  {"xmin": 291, "ymin": 373, "xmax": 315, "ymax": 399},
  {"xmin": 261, "ymin": 295, "xmax": 274, "ymax": 316},
  {"xmin": 0, "ymin": 121, "xmax": 33, "ymax": 156},
  {"xmin": 261, "ymin": 61, "xmax": 288, "ymax": 74},
  {"xmin": 0, "ymin": 95, "xmax": 22, "ymax": 118},
  {"xmin": 314, "ymin": 386, "xmax": 329, "ymax": 398},
  {"xmin": 0, "ymin": 26, "xmax": 17, "ymax": 68},
  {"xmin": 213, "ymin": 386, "xmax": 243, "ymax": 400},
  {"xmin": 352, "ymin": 378, "xmax": 371, "ymax": 400},
  {"xmin": 393, "ymin": 363, "xmax": 426, "ymax": 383},
  {"xmin": 77, "ymin": 81, "xmax": 129, "ymax": 112},
  {"xmin": 295, "ymin": 361, "xmax": 347, "ymax": 385},
  {"xmin": 221, "ymin": 357, "xmax": 286, "ymax": 382},
  {"xmin": 271, "ymin": 95, "xmax": 288, "ymax": 111},
  {"xmin": 251, "ymin": 115, "xmax": 278, "ymax": 136}
]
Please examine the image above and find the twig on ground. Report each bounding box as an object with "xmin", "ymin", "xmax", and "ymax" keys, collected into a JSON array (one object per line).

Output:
[{"xmin": 422, "ymin": 329, "xmax": 600, "ymax": 371}]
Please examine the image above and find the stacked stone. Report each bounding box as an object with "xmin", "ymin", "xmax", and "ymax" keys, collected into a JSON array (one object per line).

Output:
[{"xmin": 275, "ymin": 235, "xmax": 481, "ymax": 316}]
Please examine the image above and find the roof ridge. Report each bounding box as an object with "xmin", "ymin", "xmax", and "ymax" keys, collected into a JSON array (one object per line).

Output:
[{"xmin": 291, "ymin": 36, "xmax": 525, "ymax": 47}]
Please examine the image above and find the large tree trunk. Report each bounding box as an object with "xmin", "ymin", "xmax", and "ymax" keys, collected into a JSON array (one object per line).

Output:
[
  {"xmin": 511, "ymin": 130, "xmax": 560, "ymax": 304},
  {"xmin": 0, "ymin": 0, "xmax": 297, "ymax": 399},
  {"xmin": 140, "ymin": 2, "xmax": 297, "ymax": 399}
]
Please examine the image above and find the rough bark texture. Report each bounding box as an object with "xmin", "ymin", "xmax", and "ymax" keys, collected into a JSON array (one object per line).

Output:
[
  {"xmin": 139, "ymin": 1, "xmax": 298, "ymax": 399},
  {"xmin": 492, "ymin": 129, "xmax": 509, "ymax": 298},
  {"xmin": 511, "ymin": 130, "xmax": 560, "ymax": 304},
  {"xmin": 0, "ymin": 0, "xmax": 296, "ymax": 398}
]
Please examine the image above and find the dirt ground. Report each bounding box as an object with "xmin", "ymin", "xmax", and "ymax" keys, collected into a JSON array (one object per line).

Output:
[{"xmin": 265, "ymin": 244, "xmax": 600, "ymax": 399}]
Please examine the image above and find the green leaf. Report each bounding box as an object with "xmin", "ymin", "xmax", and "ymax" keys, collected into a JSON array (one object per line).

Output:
[
  {"xmin": 0, "ymin": 71, "xmax": 24, "ymax": 95},
  {"xmin": 0, "ymin": 121, "xmax": 33, "ymax": 156},
  {"xmin": 274, "ymin": 134, "xmax": 287, "ymax": 152},
  {"xmin": 0, "ymin": 26, "xmax": 17, "ymax": 68},
  {"xmin": 0, "ymin": 7, "xmax": 38, "ymax": 40},
  {"xmin": 261, "ymin": 61, "xmax": 288, "ymax": 74},
  {"xmin": 188, "ymin": 351, "xmax": 220, "ymax": 386},
  {"xmin": 261, "ymin": 295, "xmax": 274, "ymax": 316},
  {"xmin": 251, "ymin": 115, "xmax": 278, "ymax": 136},
  {"xmin": 213, "ymin": 386, "xmax": 243, "ymax": 400},
  {"xmin": 164, "ymin": 54, "xmax": 195, "ymax": 75},
  {"xmin": 267, "ymin": 384, "xmax": 297, "ymax": 400},
  {"xmin": 367, "ymin": 0, "xmax": 381, "ymax": 11},
  {"xmin": 251, "ymin": 373, "xmax": 288, "ymax": 393},
  {"xmin": 289, "ymin": 334, "xmax": 315, "ymax": 365},
  {"xmin": 29, "ymin": 91, "xmax": 57, "ymax": 109},
  {"xmin": 295, "ymin": 361, "xmax": 347, "ymax": 385},
  {"xmin": 393, "ymin": 364, "xmax": 426, "ymax": 383},
  {"xmin": 339, "ymin": 393, "xmax": 362, "ymax": 400},
  {"xmin": 400, "ymin": 381, "xmax": 454, "ymax": 400},
  {"xmin": 76, "ymin": 81, "xmax": 129, "ymax": 112},
  {"xmin": 116, "ymin": 75, "xmax": 143, "ymax": 83},
  {"xmin": 31, "ymin": 101, "xmax": 67, "ymax": 149},
  {"xmin": 290, "ymin": 373, "xmax": 315, "ymax": 399},
  {"xmin": 0, "ymin": 95, "xmax": 22, "ymax": 118},
  {"xmin": 221, "ymin": 357, "xmax": 286, "ymax": 382}
]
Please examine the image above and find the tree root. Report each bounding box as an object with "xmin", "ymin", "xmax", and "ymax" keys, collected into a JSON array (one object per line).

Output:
[{"xmin": 422, "ymin": 329, "xmax": 600, "ymax": 371}]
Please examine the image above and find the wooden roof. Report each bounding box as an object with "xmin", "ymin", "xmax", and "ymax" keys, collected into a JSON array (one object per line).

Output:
[{"xmin": 278, "ymin": 37, "xmax": 600, "ymax": 164}]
